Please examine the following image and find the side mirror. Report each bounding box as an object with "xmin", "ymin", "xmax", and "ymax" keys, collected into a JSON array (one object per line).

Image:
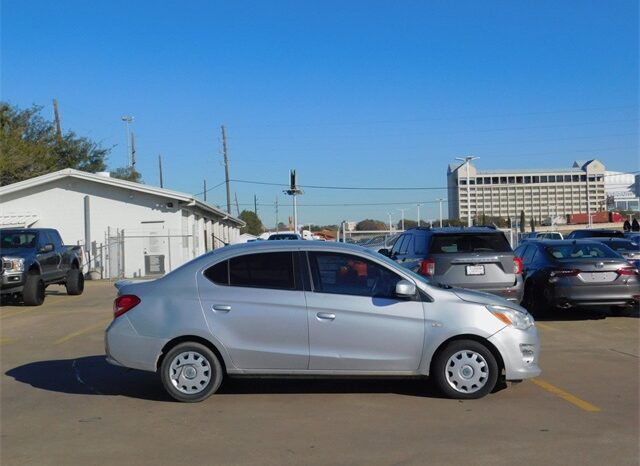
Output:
[
  {"xmin": 40, "ymin": 243, "xmax": 54, "ymax": 253},
  {"xmin": 395, "ymin": 280, "xmax": 416, "ymax": 298},
  {"xmin": 378, "ymin": 248, "xmax": 390, "ymax": 257}
]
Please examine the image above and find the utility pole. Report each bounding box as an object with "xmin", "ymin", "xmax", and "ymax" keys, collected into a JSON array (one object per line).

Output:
[
  {"xmin": 221, "ymin": 125, "xmax": 232, "ymax": 214},
  {"xmin": 52, "ymin": 99, "xmax": 63, "ymax": 141},
  {"xmin": 275, "ymin": 196, "xmax": 279, "ymax": 232},
  {"xmin": 455, "ymin": 155, "xmax": 480, "ymax": 227},
  {"xmin": 254, "ymin": 195, "xmax": 258, "ymax": 216},
  {"xmin": 204, "ymin": 180, "xmax": 207, "ymax": 201},
  {"xmin": 436, "ymin": 198, "xmax": 445, "ymax": 228},
  {"xmin": 416, "ymin": 204, "xmax": 422, "ymax": 227},
  {"xmin": 284, "ymin": 170, "xmax": 303, "ymax": 233},
  {"xmin": 158, "ymin": 154, "xmax": 164, "ymax": 188},
  {"xmin": 130, "ymin": 132, "xmax": 136, "ymax": 169},
  {"xmin": 121, "ymin": 116, "xmax": 134, "ymax": 166},
  {"xmin": 234, "ymin": 192, "xmax": 240, "ymax": 217}
]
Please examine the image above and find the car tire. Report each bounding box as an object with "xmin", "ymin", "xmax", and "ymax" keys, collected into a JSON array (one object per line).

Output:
[
  {"xmin": 160, "ymin": 342, "xmax": 223, "ymax": 402},
  {"xmin": 65, "ymin": 267, "xmax": 85, "ymax": 295},
  {"xmin": 22, "ymin": 273, "xmax": 45, "ymax": 306},
  {"xmin": 432, "ymin": 340, "xmax": 499, "ymax": 399}
]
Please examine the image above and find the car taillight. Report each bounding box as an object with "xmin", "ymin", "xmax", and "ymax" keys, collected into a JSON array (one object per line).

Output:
[
  {"xmin": 419, "ymin": 258, "xmax": 436, "ymax": 276},
  {"xmin": 617, "ymin": 267, "xmax": 639, "ymax": 276},
  {"xmin": 513, "ymin": 257, "xmax": 524, "ymax": 274},
  {"xmin": 113, "ymin": 295, "xmax": 141, "ymax": 318}
]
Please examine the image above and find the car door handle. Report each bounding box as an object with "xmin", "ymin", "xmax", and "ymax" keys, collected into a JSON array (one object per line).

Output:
[
  {"xmin": 316, "ymin": 312, "xmax": 336, "ymax": 321},
  {"xmin": 212, "ymin": 305, "xmax": 231, "ymax": 313}
]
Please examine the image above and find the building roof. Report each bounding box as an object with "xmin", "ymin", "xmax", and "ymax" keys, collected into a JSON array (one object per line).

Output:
[
  {"xmin": 0, "ymin": 169, "xmax": 245, "ymax": 227},
  {"xmin": 450, "ymin": 159, "xmax": 603, "ymax": 176}
]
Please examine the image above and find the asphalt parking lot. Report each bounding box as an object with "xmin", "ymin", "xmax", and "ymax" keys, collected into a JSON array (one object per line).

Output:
[{"xmin": 1, "ymin": 281, "xmax": 638, "ymax": 466}]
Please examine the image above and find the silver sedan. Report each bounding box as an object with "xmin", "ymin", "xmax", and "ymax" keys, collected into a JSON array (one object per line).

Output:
[{"xmin": 105, "ymin": 241, "xmax": 540, "ymax": 402}]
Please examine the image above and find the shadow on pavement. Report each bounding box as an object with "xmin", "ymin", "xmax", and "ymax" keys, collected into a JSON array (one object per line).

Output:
[{"xmin": 6, "ymin": 356, "xmax": 445, "ymax": 400}]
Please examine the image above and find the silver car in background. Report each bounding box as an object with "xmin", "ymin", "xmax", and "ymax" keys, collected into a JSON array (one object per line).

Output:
[{"xmin": 106, "ymin": 241, "xmax": 540, "ymax": 402}]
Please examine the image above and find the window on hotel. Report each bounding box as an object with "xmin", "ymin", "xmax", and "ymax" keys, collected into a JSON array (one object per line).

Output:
[
  {"xmin": 540, "ymin": 176, "xmax": 548, "ymax": 183},
  {"xmin": 492, "ymin": 177, "xmax": 499, "ymax": 184},
  {"xmin": 564, "ymin": 175, "xmax": 571, "ymax": 182},
  {"xmin": 500, "ymin": 177, "xmax": 507, "ymax": 184},
  {"xmin": 524, "ymin": 176, "xmax": 531, "ymax": 183},
  {"xmin": 572, "ymin": 175, "xmax": 580, "ymax": 182},
  {"xmin": 484, "ymin": 177, "xmax": 491, "ymax": 184},
  {"xmin": 533, "ymin": 176, "xmax": 540, "ymax": 183},
  {"xmin": 516, "ymin": 176, "xmax": 523, "ymax": 183},
  {"xmin": 508, "ymin": 176, "xmax": 515, "ymax": 183}
]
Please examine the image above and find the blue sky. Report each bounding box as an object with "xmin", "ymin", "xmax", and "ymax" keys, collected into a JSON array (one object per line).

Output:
[{"xmin": 2, "ymin": 0, "xmax": 638, "ymax": 227}]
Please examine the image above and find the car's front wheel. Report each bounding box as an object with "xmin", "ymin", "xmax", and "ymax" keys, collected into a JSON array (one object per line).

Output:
[
  {"xmin": 22, "ymin": 272, "xmax": 45, "ymax": 306},
  {"xmin": 432, "ymin": 340, "xmax": 499, "ymax": 399},
  {"xmin": 160, "ymin": 342, "xmax": 223, "ymax": 402}
]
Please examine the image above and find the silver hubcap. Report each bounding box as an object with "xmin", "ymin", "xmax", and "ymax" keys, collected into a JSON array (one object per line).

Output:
[
  {"xmin": 169, "ymin": 351, "xmax": 211, "ymax": 395},
  {"xmin": 445, "ymin": 350, "xmax": 489, "ymax": 394}
]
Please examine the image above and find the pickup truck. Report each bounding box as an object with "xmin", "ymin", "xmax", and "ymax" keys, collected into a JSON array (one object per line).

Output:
[{"xmin": 1, "ymin": 228, "xmax": 84, "ymax": 306}]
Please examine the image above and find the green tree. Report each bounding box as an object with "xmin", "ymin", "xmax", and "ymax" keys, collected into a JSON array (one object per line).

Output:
[
  {"xmin": 397, "ymin": 219, "xmax": 418, "ymax": 230},
  {"xmin": 356, "ymin": 219, "xmax": 387, "ymax": 231},
  {"xmin": 239, "ymin": 210, "xmax": 263, "ymax": 235},
  {"xmin": 0, "ymin": 102, "xmax": 111, "ymax": 185},
  {"xmin": 529, "ymin": 217, "xmax": 536, "ymax": 232},
  {"xmin": 519, "ymin": 210, "xmax": 526, "ymax": 234},
  {"xmin": 111, "ymin": 166, "xmax": 142, "ymax": 183}
]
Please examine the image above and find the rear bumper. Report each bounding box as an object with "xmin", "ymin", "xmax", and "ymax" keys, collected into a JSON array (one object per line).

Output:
[
  {"xmin": 104, "ymin": 316, "xmax": 166, "ymax": 372},
  {"xmin": 446, "ymin": 275, "xmax": 525, "ymax": 304},
  {"xmin": 549, "ymin": 281, "xmax": 640, "ymax": 308}
]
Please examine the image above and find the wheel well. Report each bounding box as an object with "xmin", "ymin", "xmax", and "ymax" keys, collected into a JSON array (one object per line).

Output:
[
  {"xmin": 157, "ymin": 336, "xmax": 227, "ymax": 374},
  {"xmin": 71, "ymin": 260, "xmax": 79, "ymax": 269},
  {"xmin": 28, "ymin": 265, "xmax": 41, "ymax": 275},
  {"xmin": 430, "ymin": 334, "xmax": 505, "ymax": 377}
]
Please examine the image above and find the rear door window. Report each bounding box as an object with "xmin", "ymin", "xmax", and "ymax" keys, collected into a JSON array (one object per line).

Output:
[
  {"xmin": 205, "ymin": 252, "xmax": 296, "ymax": 290},
  {"xmin": 429, "ymin": 233, "xmax": 512, "ymax": 254}
]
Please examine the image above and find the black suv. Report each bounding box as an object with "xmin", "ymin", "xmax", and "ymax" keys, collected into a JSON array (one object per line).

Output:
[{"xmin": 381, "ymin": 227, "xmax": 524, "ymax": 303}]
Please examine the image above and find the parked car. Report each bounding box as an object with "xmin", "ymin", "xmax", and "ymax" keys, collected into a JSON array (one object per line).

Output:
[
  {"xmin": 106, "ymin": 241, "xmax": 540, "ymax": 402},
  {"xmin": 565, "ymin": 229, "xmax": 624, "ymax": 239},
  {"xmin": 589, "ymin": 238, "xmax": 640, "ymax": 268},
  {"xmin": 521, "ymin": 231, "xmax": 564, "ymax": 241},
  {"xmin": 267, "ymin": 233, "xmax": 302, "ymax": 240},
  {"xmin": 514, "ymin": 240, "xmax": 640, "ymax": 315},
  {"xmin": 0, "ymin": 228, "xmax": 84, "ymax": 305},
  {"xmin": 380, "ymin": 227, "xmax": 524, "ymax": 303},
  {"xmin": 624, "ymin": 232, "xmax": 640, "ymax": 244}
]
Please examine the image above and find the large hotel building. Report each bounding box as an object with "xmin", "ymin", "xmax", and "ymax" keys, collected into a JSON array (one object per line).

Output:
[{"xmin": 447, "ymin": 159, "xmax": 607, "ymax": 222}]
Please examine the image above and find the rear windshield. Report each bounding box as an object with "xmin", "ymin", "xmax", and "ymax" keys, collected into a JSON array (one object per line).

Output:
[
  {"xmin": 268, "ymin": 234, "xmax": 299, "ymax": 240},
  {"xmin": 1, "ymin": 231, "xmax": 37, "ymax": 249},
  {"xmin": 429, "ymin": 233, "xmax": 511, "ymax": 254},
  {"xmin": 600, "ymin": 240, "xmax": 639, "ymax": 253},
  {"xmin": 577, "ymin": 230, "xmax": 624, "ymax": 238},
  {"xmin": 545, "ymin": 243, "xmax": 620, "ymax": 260}
]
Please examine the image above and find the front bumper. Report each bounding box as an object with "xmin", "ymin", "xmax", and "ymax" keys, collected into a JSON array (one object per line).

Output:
[
  {"xmin": 0, "ymin": 272, "xmax": 25, "ymax": 294},
  {"xmin": 489, "ymin": 324, "xmax": 541, "ymax": 381}
]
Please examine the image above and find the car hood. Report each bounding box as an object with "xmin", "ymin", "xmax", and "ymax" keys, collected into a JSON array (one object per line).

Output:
[
  {"xmin": 451, "ymin": 286, "xmax": 521, "ymax": 308},
  {"xmin": 0, "ymin": 247, "xmax": 35, "ymax": 257}
]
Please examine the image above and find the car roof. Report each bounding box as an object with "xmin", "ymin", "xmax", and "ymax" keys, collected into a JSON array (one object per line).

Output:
[
  {"xmin": 528, "ymin": 239, "xmax": 615, "ymax": 246},
  {"xmin": 405, "ymin": 227, "xmax": 500, "ymax": 234}
]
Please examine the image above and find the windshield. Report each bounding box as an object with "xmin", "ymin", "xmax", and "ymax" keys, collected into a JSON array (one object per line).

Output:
[
  {"xmin": 545, "ymin": 243, "xmax": 620, "ymax": 260},
  {"xmin": 1, "ymin": 231, "xmax": 37, "ymax": 249}
]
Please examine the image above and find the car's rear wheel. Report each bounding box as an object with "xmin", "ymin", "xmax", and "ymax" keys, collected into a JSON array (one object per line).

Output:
[
  {"xmin": 160, "ymin": 342, "xmax": 223, "ymax": 402},
  {"xmin": 433, "ymin": 340, "xmax": 498, "ymax": 399},
  {"xmin": 22, "ymin": 273, "xmax": 45, "ymax": 306},
  {"xmin": 65, "ymin": 267, "xmax": 84, "ymax": 295}
]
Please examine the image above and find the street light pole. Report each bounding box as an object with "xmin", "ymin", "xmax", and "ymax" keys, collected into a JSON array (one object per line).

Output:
[
  {"xmin": 397, "ymin": 208, "xmax": 405, "ymax": 230},
  {"xmin": 455, "ymin": 156, "xmax": 480, "ymax": 227},
  {"xmin": 436, "ymin": 198, "xmax": 445, "ymax": 227},
  {"xmin": 416, "ymin": 204, "xmax": 422, "ymax": 227},
  {"xmin": 388, "ymin": 212, "xmax": 393, "ymax": 233},
  {"xmin": 121, "ymin": 115, "xmax": 134, "ymax": 167}
]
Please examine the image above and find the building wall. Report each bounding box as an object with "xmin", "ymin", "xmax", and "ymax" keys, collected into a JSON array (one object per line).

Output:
[
  {"xmin": 447, "ymin": 161, "xmax": 607, "ymax": 222},
  {"xmin": 0, "ymin": 177, "xmax": 240, "ymax": 277}
]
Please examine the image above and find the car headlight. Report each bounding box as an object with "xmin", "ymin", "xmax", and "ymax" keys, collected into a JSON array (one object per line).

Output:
[
  {"xmin": 2, "ymin": 257, "xmax": 25, "ymax": 273},
  {"xmin": 486, "ymin": 304, "xmax": 534, "ymax": 330}
]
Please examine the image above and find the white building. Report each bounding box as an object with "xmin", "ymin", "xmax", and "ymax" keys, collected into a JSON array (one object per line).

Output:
[
  {"xmin": 0, "ymin": 169, "xmax": 244, "ymax": 278},
  {"xmin": 447, "ymin": 160, "xmax": 607, "ymax": 222},
  {"xmin": 605, "ymin": 171, "xmax": 639, "ymax": 212}
]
